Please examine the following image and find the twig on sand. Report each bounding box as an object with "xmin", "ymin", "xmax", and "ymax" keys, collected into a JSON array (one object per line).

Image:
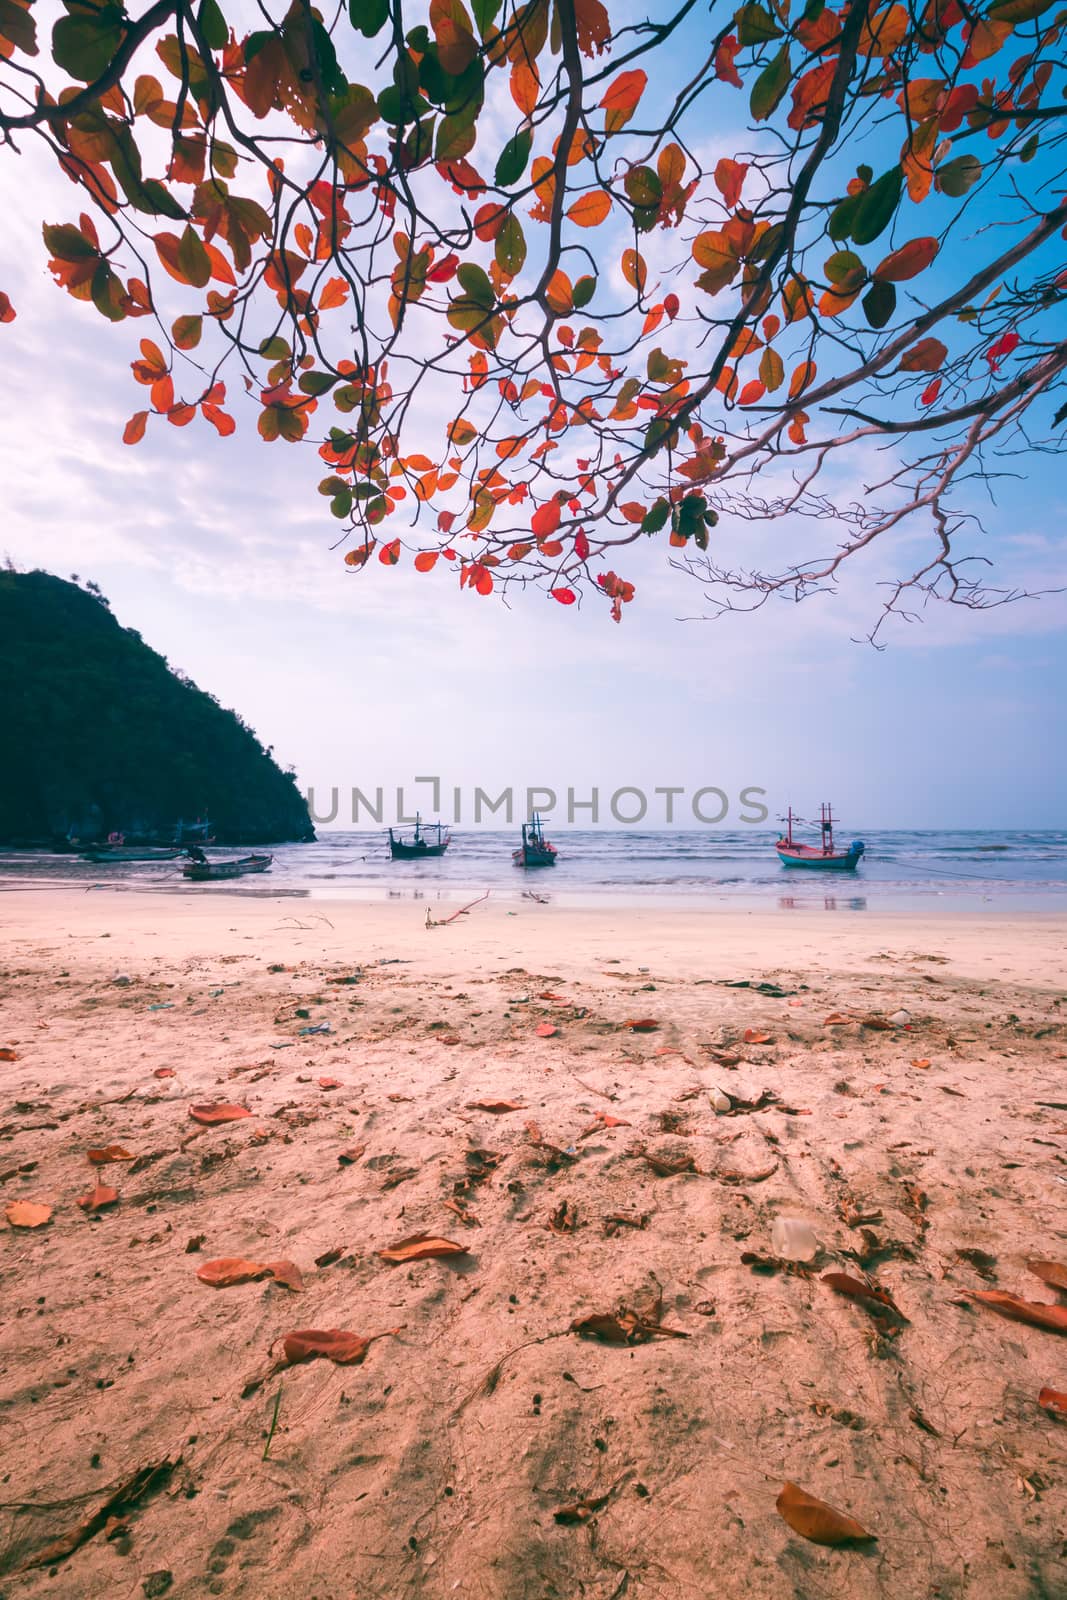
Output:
[
  {"xmin": 263, "ymin": 1385, "xmax": 283, "ymax": 1460},
  {"xmin": 522, "ymin": 889, "xmax": 550, "ymax": 904},
  {"xmin": 276, "ymin": 914, "xmax": 335, "ymax": 930},
  {"xmin": 426, "ymin": 891, "xmax": 490, "ymax": 929},
  {"xmin": 452, "ymin": 1331, "xmax": 567, "ymax": 1415}
]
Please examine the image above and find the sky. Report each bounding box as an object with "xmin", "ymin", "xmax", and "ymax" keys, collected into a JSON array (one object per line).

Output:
[{"xmin": 2, "ymin": 5, "xmax": 1066, "ymax": 832}]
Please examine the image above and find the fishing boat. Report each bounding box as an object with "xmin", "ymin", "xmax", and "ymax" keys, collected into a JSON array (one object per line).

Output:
[
  {"xmin": 513, "ymin": 812, "xmax": 557, "ymax": 869},
  {"xmin": 776, "ymin": 805, "xmax": 865, "ymax": 871},
  {"xmin": 388, "ymin": 815, "xmax": 450, "ymax": 859},
  {"xmin": 181, "ymin": 853, "xmax": 273, "ymax": 881},
  {"xmin": 81, "ymin": 846, "xmax": 184, "ymax": 863}
]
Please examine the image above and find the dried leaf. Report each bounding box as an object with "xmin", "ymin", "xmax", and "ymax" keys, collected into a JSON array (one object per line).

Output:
[
  {"xmin": 188, "ymin": 1102, "xmax": 251, "ymax": 1125},
  {"xmin": 5, "ymin": 1199, "xmax": 53, "ymax": 1229},
  {"xmin": 578, "ymin": 1111, "xmax": 632, "ymax": 1140},
  {"xmin": 743, "ymin": 1028, "xmax": 773, "ymax": 1044},
  {"xmin": 16, "ymin": 1455, "xmax": 180, "ymax": 1572},
  {"xmin": 153, "ymin": 1067, "xmax": 176, "ymax": 1079},
  {"xmin": 281, "ymin": 1326, "xmax": 398, "ymax": 1367},
  {"xmin": 78, "ymin": 1181, "xmax": 118, "ymax": 1213},
  {"xmin": 87, "ymin": 1144, "xmax": 135, "ymax": 1164},
  {"xmin": 969, "ymin": 1290, "xmax": 1067, "ymax": 1334},
  {"xmin": 624, "ymin": 1018, "xmax": 659, "ymax": 1032},
  {"xmin": 823, "ymin": 1013, "xmax": 851, "ymax": 1027},
  {"xmin": 644, "ymin": 1150, "xmax": 697, "ymax": 1177},
  {"xmin": 318, "ymin": 1077, "xmax": 342, "ymax": 1089},
  {"xmin": 554, "ymin": 1491, "xmax": 610, "ymax": 1523},
  {"xmin": 378, "ymin": 1233, "xmax": 469, "ymax": 1264},
  {"xmin": 547, "ymin": 1199, "xmax": 579, "ymax": 1234},
  {"xmin": 535, "ymin": 1022, "xmax": 559, "ymax": 1038},
  {"xmin": 824, "ymin": 1270, "xmax": 907, "ymax": 1327},
  {"xmin": 465, "ymin": 1099, "xmax": 526, "ymax": 1112},
  {"xmin": 859, "ymin": 1015, "xmax": 894, "ymax": 1031},
  {"xmin": 197, "ymin": 1257, "xmax": 303, "ymax": 1290},
  {"xmin": 776, "ymin": 1481, "xmax": 875, "ymax": 1546},
  {"xmin": 1026, "ymin": 1259, "xmax": 1067, "ymax": 1295},
  {"xmin": 571, "ymin": 1307, "xmax": 689, "ymax": 1344},
  {"xmin": 0, "ymin": 1047, "xmax": 19, "ymax": 1061},
  {"xmin": 338, "ymin": 1144, "xmax": 366, "ymax": 1165},
  {"xmin": 1038, "ymin": 1387, "xmax": 1067, "ymax": 1415}
]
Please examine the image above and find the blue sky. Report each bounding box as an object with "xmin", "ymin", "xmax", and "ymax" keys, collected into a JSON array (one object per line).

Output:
[{"xmin": 2, "ymin": 8, "xmax": 1065, "ymax": 830}]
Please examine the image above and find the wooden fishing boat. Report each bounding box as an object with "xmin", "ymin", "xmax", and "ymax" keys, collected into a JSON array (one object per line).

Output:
[
  {"xmin": 182, "ymin": 853, "xmax": 273, "ymax": 881},
  {"xmin": 776, "ymin": 805, "xmax": 865, "ymax": 871},
  {"xmin": 388, "ymin": 815, "xmax": 450, "ymax": 859},
  {"xmin": 82, "ymin": 846, "xmax": 183, "ymax": 863},
  {"xmin": 513, "ymin": 812, "xmax": 557, "ymax": 868}
]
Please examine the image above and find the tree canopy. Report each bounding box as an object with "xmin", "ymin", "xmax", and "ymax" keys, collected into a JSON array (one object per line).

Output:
[{"xmin": 1, "ymin": 0, "xmax": 1064, "ymax": 631}]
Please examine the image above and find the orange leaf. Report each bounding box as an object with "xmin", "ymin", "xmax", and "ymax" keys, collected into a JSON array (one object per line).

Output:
[
  {"xmin": 188, "ymin": 1102, "xmax": 251, "ymax": 1126},
  {"xmin": 197, "ymin": 1257, "xmax": 303, "ymax": 1290},
  {"xmin": 465, "ymin": 1099, "xmax": 526, "ymax": 1112},
  {"xmin": 536, "ymin": 1022, "xmax": 559, "ymax": 1037},
  {"xmin": 743, "ymin": 1028, "xmax": 772, "ymax": 1044},
  {"xmin": 1026, "ymin": 1260, "xmax": 1067, "ymax": 1294},
  {"xmin": 1039, "ymin": 1387, "xmax": 1067, "ymax": 1416},
  {"xmin": 568, "ymin": 190, "xmax": 612, "ymax": 228},
  {"xmin": 874, "ymin": 237, "xmax": 939, "ymax": 283},
  {"xmin": 379, "ymin": 538, "xmax": 401, "ymax": 565},
  {"xmin": 624, "ymin": 1018, "xmax": 659, "ymax": 1032},
  {"xmin": 970, "ymin": 1290, "xmax": 1067, "ymax": 1334},
  {"xmin": 776, "ymin": 1483, "xmax": 875, "ymax": 1547},
  {"xmin": 788, "ymin": 360, "xmax": 816, "ymax": 400},
  {"xmin": 531, "ymin": 498, "xmax": 561, "ymax": 538},
  {"xmin": 414, "ymin": 551, "xmax": 439, "ymax": 573},
  {"xmin": 87, "ymin": 1145, "xmax": 135, "ymax": 1164},
  {"xmin": 282, "ymin": 1327, "xmax": 395, "ymax": 1366},
  {"xmin": 714, "ymin": 158, "xmax": 747, "ymax": 209},
  {"xmin": 78, "ymin": 1181, "xmax": 118, "ymax": 1213},
  {"xmin": 378, "ymin": 1234, "xmax": 469, "ymax": 1264},
  {"xmin": 738, "ymin": 380, "xmax": 765, "ymax": 406},
  {"xmin": 123, "ymin": 411, "xmax": 148, "ymax": 445},
  {"xmin": 0, "ymin": 290, "xmax": 15, "ymax": 324},
  {"xmin": 5, "ymin": 1200, "xmax": 53, "ymax": 1229},
  {"xmin": 600, "ymin": 69, "xmax": 646, "ymax": 134},
  {"xmin": 318, "ymin": 275, "xmax": 349, "ymax": 309}
]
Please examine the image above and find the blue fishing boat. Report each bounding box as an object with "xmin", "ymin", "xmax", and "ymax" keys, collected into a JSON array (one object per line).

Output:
[{"xmin": 776, "ymin": 805, "xmax": 864, "ymax": 871}]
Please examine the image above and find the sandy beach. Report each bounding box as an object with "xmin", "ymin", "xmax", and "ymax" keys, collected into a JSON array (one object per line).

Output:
[{"xmin": 2, "ymin": 888, "xmax": 1066, "ymax": 1598}]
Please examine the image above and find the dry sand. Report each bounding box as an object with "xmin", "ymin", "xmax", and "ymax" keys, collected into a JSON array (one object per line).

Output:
[{"xmin": 1, "ymin": 888, "xmax": 1066, "ymax": 1599}]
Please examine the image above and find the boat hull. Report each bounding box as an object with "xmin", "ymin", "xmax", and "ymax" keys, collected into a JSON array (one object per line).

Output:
[
  {"xmin": 389, "ymin": 841, "xmax": 449, "ymax": 859},
  {"xmin": 182, "ymin": 854, "xmax": 272, "ymax": 881},
  {"xmin": 513, "ymin": 847, "xmax": 557, "ymax": 868},
  {"xmin": 776, "ymin": 845, "xmax": 864, "ymax": 871}
]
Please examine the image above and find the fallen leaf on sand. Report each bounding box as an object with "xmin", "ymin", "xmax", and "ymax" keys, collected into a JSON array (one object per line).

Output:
[
  {"xmin": 338, "ymin": 1144, "xmax": 366, "ymax": 1165},
  {"xmin": 1038, "ymin": 1387, "xmax": 1067, "ymax": 1415},
  {"xmin": 1027, "ymin": 1259, "xmax": 1067, "ymax": 1294},
  {"xmin": 525, "ymin": 1121, "xmax": 577, "ymax": 1163},
  {"xmin": 318, "ymin": 1077, "xmax": 342, "ymax": 1090},
  {"xmin": 624, "ymin": 1018, "xmax": 659, "ymax": 1032},
  {"xmin": 0, "ymin": 1047, "xmax": 19, "ymax": 1061},
  {"xmin": 87, "ymin": 1145, "xmax": 135, "ymax": 1164},
  {"xmin": 969, "ymin": 1290, "xmax": 1067, "ymax": 1334},
  {"xmin": 911, "ymin": 1059, "xmax": 931, "ymax": 1069},
  {"xmin": 824, "ymin": 1271, "xmax": 907, "ymax": 1327},
  {"xmin": 189, "ymin": 1103, "xmax": 251, "ymax": 1126},
  {"xmin": 571, "ymin": 1308, "xmax": 689, "ymax": 1345},
  {"xmin": 378, "ymin": 1233, "xmax": 469, "ymax": 1264},
  {"xmin": 578, "ymin": 1111, "xmax": 631, "ymax": 1140},
  {"xmin": 643, "ymin": 1150, "xmax": 698, "ymax": 1177},
  {"xmin": 197, "ymin": 1257, "xmax": 304, "ymax": 1291},
  {"xmin": 153, "ymin": 1067, "xmax": 176, "ymax": 1079},
  {"xmin": 466, "ymin": 1099, "xmax": 526, "ymax": 1113},
  {"xmin": 78, "ymin": 1181, "xmax": 118, "ymax": 1213},
  {"xmin": 603, "ymin": 1211, "xmax": 649, "ymax": 1235},
  {"xmin": 743, "ymin": 1029, "xmax": 773, "ymax": 1044},
  {"xmin": 539, "ymin": 991, "xmax": 565, "ymax": 1000},
  {"xmin": 16, "ymin": 1455, "xmax": 180, "ymax": 1572},
  {"xmin": 554, "ymin": 1492, "xmax": 610, "ymax": 1524},
  {"xmin": 5, "ymin": 1200, "xmax": 53, "ymax": 1229},
  {"xmin": 535, "ymin": 1023, "xmax": 559, "ymax": 1038},
  {"xmin": 315, "ymin": 1245, "xmax": 345, "ymax": 1267},
  {"xmin": 823, "ymin": 1014, "xmax": 851, "ymax": 1027},
  {"xmin": 859, "ymin": 1015, "xmax": 894, "ymax": 1031},
  {"xmin": 776, "ymin": 1481, "xmax": 875, "ymax": 1546},
  {"xmin": 281, "ymin": 1327, "xmax": 399, "ymax": 1367},
  {"xmin": 547, "ymin": 1200, "xmax": 579, "ymax": 1234}
]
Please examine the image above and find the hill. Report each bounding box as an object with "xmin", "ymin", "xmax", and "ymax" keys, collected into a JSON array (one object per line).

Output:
[{"xmin": 0, "ymin": 569, "xmax": 315, "ymax": 845}]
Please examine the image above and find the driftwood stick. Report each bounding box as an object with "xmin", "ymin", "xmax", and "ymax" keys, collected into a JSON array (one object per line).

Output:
[{"xmin": 425, "ymin": 890, "xmax": 490, "ymax": 929}]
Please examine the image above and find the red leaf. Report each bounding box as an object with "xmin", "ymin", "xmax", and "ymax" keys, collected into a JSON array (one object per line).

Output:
[
  {"xmin": 202, "ymin": 402, "xmax": 235, "ymax": 436},
  {"xmin": 776, "ymin": 1482, "xmax": 875, "ymax": 1546},
  {"xmin": 550, "ymin": 588, "xmax": 577, "ymax": 605},
  {"xmin": 281, "ymin": 1327, "xmax": 395, "ymax": 1366},
  {"xmin": 873, "ymin": 237, "xmax": 939, "ymax": 283},
  {"xmin": 188, "ymin": 1103, "xmax": 251, "ymax": 1126},
  {"xmin": 986, "ymin": 329, "xmax": 1019, "ymax": 371},
  {"xmin": 970, "ymin": 1290, "xmax": 1067, "ymax": 1334},
  {"xmin": 1039, "ymin": 1387, "xmax": 1067, "ymax": 1416},
  {"xmin": 378, "ymin": 1234, "xmax": 469, "ymax": 1264},
  {"xmin": 87, "ymin": 1145, "xmax": 135, "ymax": 1164},
  {"xmin": 531, "ymin": 498, "xmax": 561, "ymax": 538},
  {"xmin": 624, "ymin": 1018, "xmax": 659, "ymax": 1032},
  {"xmin": 574, "ymin": 528, "xmax": 590, "ymax": 560},
  {"xmin": 123, "ymin": 411, "xmax": 148, "ymax": 445},
  {"xmin": 536, "ymin": 1022, "xmax": 559, "ymax": 1037},
  {"xmin": 920, "ymin": 378, "xmax": 942, "ymax": 407},
  {"xmin": 77, "ymin": 1181, "xmax": 118, "ymax": 1213},
  {"xmin": 0, "ymin": 290, "xmax": 15, "ymax": 324},
  {"xmin": 714, "ymin": 158, "xmax": 748, "ymax": 209}
]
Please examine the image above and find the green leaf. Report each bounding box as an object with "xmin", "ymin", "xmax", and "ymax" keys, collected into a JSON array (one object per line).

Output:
[
  {"xmin": 572, "ymin": 274, "xmax": 596, "ymax": 308},
  {"xmin": 457, "ymin": 261, "xmax": 494, "ymax": 308},
  {"xmin": 1019, "ymin": 133, "xmax": 1039, "ymax": 163},
  {"xmin": 641, "ymin": 498, "xmax": 670, "ymax": 534},
  {"xmin": 624, "ymin": 166, "xmax": 662, "ymax": 208},
  {"xmin": 244, "ymin": 28, "xmax": 272, "ymax": 60},
  {"xmin": 471, "ymin": 0, "xmax": 502, "ymax": 32},
  {"xmin": 330, "ymin": 486, "xmax": 353, "ymax": 518},
  {"xmin": 42, "ymin": 222, "xmax": 97, "ymax": 260},
  {"xmin": 735, "ymin": 2, "xmax": 782, "ymax": 43},
  {"xmin": 828, "ymin": 193, "xmax": 858, "ymax": 244},
  {"xmin": 0, "ymin": 0, "xmax": 38, "ymax": 56},
  {"xmin": 862, "ymin": 279, "xmax": 896, "ymax": 329},
  {"xmin": 90, "ymin": 261, "xmax": 125, "ymax": 322},
  {"xmin": 988, "ymin": 0, "xmax": 1055, "ymax": 19},
  {"xmin": 350, "ymin": 0, "xmax": 389, "ymax": 34},
  {"xmin": 139, "ymin": 178, "xmax": 188, "ymax": 220},
  {"xmin": 52, "ymin": 6, "xmax": 123, "ymax": 80},
  {"xmin": 849, "ymin": 166, "xmax": 902, "ymax": 246},
  {"xmin": 260, "ymin": 337, "xmax": 291, "ymax": 361},
  {"xmin": 198, "ymin": 0, "xmax": 228, "ymax": 50},
  {"xmin": 750, "ymin": 45, "xmax": 791, "ymax": 123},
  {"xmin": 435, "ymin": 103, "xmax": 477, "ymax": 161},
  {"xmin": 936, "ymin": 154, "xmax": 982, "ymax": 198},
  {"xmin": 495, "ymin": 213, "xmax": 527, "ymax": 276},
  {"xmin": 176, "ymin": 225, "xmax": 212, "ymax": 288},
  {"xmin": 495, "ymin": 129, "xmax": 532, "ymax": 187},
  {"xmin": 299, "ymin": 371, "xmax": 339, "ymax": 396}
]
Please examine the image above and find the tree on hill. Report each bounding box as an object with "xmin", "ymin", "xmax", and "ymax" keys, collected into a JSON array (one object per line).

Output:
[
  {"xmin": 0, "ymin": 569, "xmax": 315, "ymax": 843},
  {"xmin": 1, "ymin": 0, "xmax": 1064, "ymax": 635}
]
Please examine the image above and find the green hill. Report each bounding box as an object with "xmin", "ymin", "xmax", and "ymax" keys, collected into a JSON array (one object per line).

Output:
[{"xmin": 0, "ymin": 569, "xmax": 315, "ymax": 846}]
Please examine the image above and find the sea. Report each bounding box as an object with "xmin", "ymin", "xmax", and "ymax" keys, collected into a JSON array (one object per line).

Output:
[{"xmin": 1, "ymin": 829, "xmax": 1066, "ymax": 912}]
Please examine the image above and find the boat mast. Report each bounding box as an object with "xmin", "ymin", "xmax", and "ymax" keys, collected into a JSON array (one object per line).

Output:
[{"xmin": 821, "ymin": 803, "xmax": 836, "ymax": 855}]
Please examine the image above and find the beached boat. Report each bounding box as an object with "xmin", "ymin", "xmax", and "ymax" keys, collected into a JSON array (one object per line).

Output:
[
  {"xmin": 181, "ymin": 853, "xmax": 273, "ymax": 881},
  {"xmin": 81, "ymin": 846, "xmax": 184, "ymax": 863},
  {"xmin": 513, "ymin": 813, "xmax": 557, "ymax": 868},
  {"xmin": 776, "ymin": 805, "xmax": 865, "ymax": 870},
  {"xmin": 388, "ymin": 816, "xmax": 450, "ymax": 859}
]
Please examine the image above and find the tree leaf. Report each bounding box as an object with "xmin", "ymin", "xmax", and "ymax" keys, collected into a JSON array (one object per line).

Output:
[
  {"xmin": 937, "ymin": 154, "xmax": 982, "ymax": 198},
  {"xmin": 5, "ymin": 1200, "xmax": 53, "ymax": 1229},
  {"xmin": 567, "ymin": 191, "xmax": 612, "ymax": 227},
  {"xmin": 378, "ymin": 1233, "xmax": 469, "ymax": 1263},
  {"xmin": 494, "ymin": 130, "xmax": 531, "ymax": 186},
  {"xmin": 849, "ymin": 166, "xmax": 902, "ymax": 245},
  {"xmin": 776, "ymin": 1482, "xmax": 875, "ymax": 1546},
  {"xmin": 197, "ymin": 1257, "xmax": 303, "ymax": 1289},
  {"xmin": 873, "ymin": 236, "xmax": 938, "ymax": 282},
  {"xmin": 281, "ymin": 1327, "xmax": 395, "ymax": 1365},
  {"xmin": 1026, "ymin": 1260, "xmax": 1067, "ymax": 1294},
  {"xmin": 78, "ymin": 1181, "xmax": 119, "ymax": 1212},
  {"xmin": 87, "ymin": 1144, "xmax": 135, "ymax": 1164},
  {"xmin": 862, "ymin": 279, "xmax": 896, "ymax": 329},
  {"xmin": 750, "ymin": 46, "xmax": 791, "ymax": 123},
  {"xmin": 970, "ymin": 1290, "xmax": 1067, "ymax": 1334},
  {"xmin": 188, "ymin": 1102, "xmax": 252, "ymax": 1125}
]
